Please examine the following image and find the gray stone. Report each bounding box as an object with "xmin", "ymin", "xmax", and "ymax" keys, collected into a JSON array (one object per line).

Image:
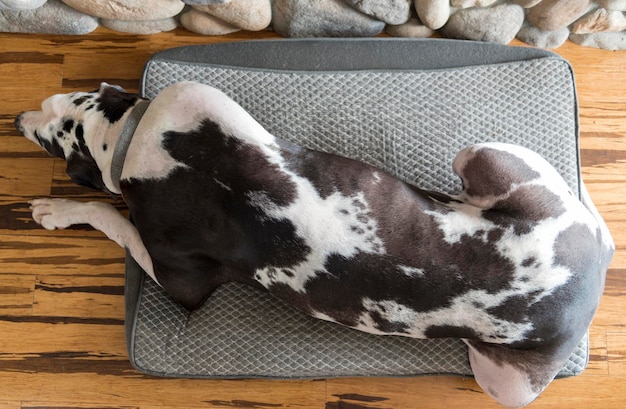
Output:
[
  {"xmin": 61, "ymin": 0, "xmax": 185, "ymax": 20},
  {"xmin": 570, "ymin": 30, "xmax": 626, "ymax": 49},
  {"xmin": 597, "ymin": 0, "xmax": 626, "ymax": 11},
  {"xmin": 512, "ymin": 0, "xmax": 543, "ymax": 7},
  {"xmin": 572, "ymin": 8, "xmax": 626, "ymax": 34},
  {"xmin": 516, "ymin": 21, "xmax": 570, "ymax": 48},
  {"xmin": 527, "ymin": 0, "xmax": 594, "ymax": 31},
  {"xmin": 441, "ymin": 3, "xmax": 525, "ymax": 43},
  {"xmin": 194, "ymin": 0, "xmax": 271, "ymax": 31},
  {"xmin": 272, "ymin": 0, "xmax": 385, "ymax": 37},
  {"xmin": 102, "ymin": 17, "xmax": 178, "ymax": 34},
  {"xmin": 451, "ymin": 0, "xmax": 499, "ymax": 8},
  {"xmin": 0, "ymin": 0, "xmax": 47, "ymax": 10},
  {"xmin": 344, "ymin": 0, "xmax": 411, "ymax": 25},
  {"xmin": 415, "ymin": 0, "xmax": 450, "ymax": 30},
  {"xmin": 385, "ymin": 16, "xmax": 435, "ymax": 37},
  {"xmin": 183, "ymin": 0, "xmax": 231, "ymax": 4},
  {"xmin": 180, "ymin": 8, "xmax": 241, "ymax": 35},
  {"xmin": 0, "ymin": 0, "xmax": 98, "ymax": 34}
]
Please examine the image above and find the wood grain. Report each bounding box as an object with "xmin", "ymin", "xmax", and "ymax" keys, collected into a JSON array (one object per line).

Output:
[{"xmin": 0, "ymin": 27, "xmax": 624, "ymax": 408}]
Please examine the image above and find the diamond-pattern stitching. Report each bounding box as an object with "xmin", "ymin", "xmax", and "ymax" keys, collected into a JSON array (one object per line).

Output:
[{"xmin": 132, "ymin": 57, "xmax": 586, "ymax": 379}]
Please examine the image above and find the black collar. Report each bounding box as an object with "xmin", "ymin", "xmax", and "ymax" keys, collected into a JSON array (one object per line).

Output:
[{"xmin": 110, "ymin": 99, "xmax": 151, "ymax": 193}]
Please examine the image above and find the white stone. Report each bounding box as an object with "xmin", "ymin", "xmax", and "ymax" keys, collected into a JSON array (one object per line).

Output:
[
  {"xmin": 516, "ymin": 21, "xmax": 570, "ymax": 48},
  {"xmin": 441, "ymin": 3, "xmax": 525, "ymax": 44},
  {"xmin": 0, "ymin": 0, "xmax": 98, "ymax": 33},
  {"xmin": 193, "ymin": 0, "xmax": 272, "ymax": 31},
  {"xmin": 526, "ymin": 0, "xmax": 594, "ymax": 31},
  {"xmin": 572, "ymin": 8, "xmax": 626, "ymax": 34},
  {"xmin": 272, "ymin": 0, "xmax": 385, "ymax": 38},
  {"xmin": 597, "ymin": 0, "xmax": 626, "ymax": 11},
  {"xmin": 61, "ymin": 0, "xmax": 185, "ymax": 20},
  {"xmin": 180, "ymin": 8, "xmax": 241, "ymax": 35},
  {"xmin": 415, "ymin": 0, "xmax": 450, "ymax": 30},
  {"xmin": 512, "ymin": 0, "xmax": 542, "ymax": 7},
  {"xmin": 385, "ymin": 16, "xmax": 435, "ymax": 37},
  {"xmin": 570, "ymin": 30, "xmax": 626, "ymax": 49},
  {"xmin": 451, "ymin": 0, "xmax": 499, "ymax": 8},
  {"xmin": 344, "ymin": 0, "xmax": 411, "ymax": 25},
  {"xmin": 0, "ymin": 0, "xmax": 47, "ymax": 10},
  {"xmin": 183, "ymin": 0, "xmax": 230, "ymax": 4},
  {"xmin": 101, "ymin": 17, "xmax": 178, "ymax": 34}
]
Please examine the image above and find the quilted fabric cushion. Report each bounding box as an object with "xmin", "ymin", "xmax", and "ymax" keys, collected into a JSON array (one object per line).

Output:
[{"xmin": 126, "ymin": 39, "xmax": 587, "ymax": 379}]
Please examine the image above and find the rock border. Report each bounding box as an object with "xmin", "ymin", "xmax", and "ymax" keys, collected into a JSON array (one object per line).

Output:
[{"xmin": 1, "ymin": 0, "xmax": 625, "ymax": 50}]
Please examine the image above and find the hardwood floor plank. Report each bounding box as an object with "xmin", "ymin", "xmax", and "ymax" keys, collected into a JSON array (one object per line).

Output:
[
  {"xmin": 0, "ymin": 234, "xmax": 124, "ymax": 276},
  {"xmin": 21, "ymin": 404, "xmax": 137, "ymax": 409},
  {"xmin": 0, "ymin": 320, "xmax": 126, "ymax": 355},
  {"xmin": 0, "ymin": 56, "xmax": 63, "ymax": 88},
  {"xmin": 0, "ymin": 274, "xmax": 35, "ymax": 316},
  {"xmin": 587, "ymin": 328, "xmax": 609, "ymax": 375},
  {"xmin": 0, "ymin": 158, "xmax": 53, "ymax": 197},
  {"xmin": 327, "ymin": 374, "xmax": 626, "ymax": 408},
  {"xmin": 0, "ymin": 372, "xmax": 325, "ymax": 408},
  {"xmin": 32, "ymin": 275, "xmax": 125, "ymax": 320},
  {"xmin": 62, "ymin": 53, "xmax": 150, "ymax": 92},
  {"xmin": 326, "ymin": 377, "xmax": 495, "ymax": 409},
  {"xmin": 607, "ymin": 332, "xmax": 626, "ymax": 376}
]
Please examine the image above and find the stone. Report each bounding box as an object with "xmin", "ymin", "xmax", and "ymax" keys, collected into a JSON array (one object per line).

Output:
[
  {"xmin": 344, "ymin": 0, "xmax": 411, "ymax": 25},
  {"xmin": 570, "ymin": 30, "xmax": 626, "ymax": 49},
  {"xmin": 415, "ymin": 0, "xmax": 450, "ymax": 30},
  {"xmin": 526, "ymin": 0, "xmax": 594, "ymax": 31},
  {"xmin": 183, "ymin": 0, "xmax": 230, "ymax": 4},
  {"xmin": 572, "ymin": 8, "xmax": 626, "ymax": 34},
  {"xmin": 597, "ymin": 0, "xmax": 626, "ymax": 11},
  {"xmin": 193, "ymin": 0, "xmax": 271, "ymax": 31},
  {"xmin": 385, "ymin": 16, "xmax": 435, "ymax": 37},
  {"xmin": 0, "ymin": 0, "xmax": 47, "ymax": 10},
  {"xmin": 512, "ymin": 0, "xmax": 543, "ymax": 7},
  {"xmin": 61, "ymin": 0, "xmax": 185, "ymax": 20},
  {"xmin": 451, "ymin": 0, "xmax": 499, "ymax": 8},
  {"xmin": 272, "ymin": 0, "xmax": 385, "ymax": 37},
  {"xmin": 0, "ymin": 0, "xmax": 98, "ymax": 34},
  {"xmin": 516, "ymin": 21, "xmax": 570, "ymax": 48},
  {"xmin": 441, "ymin": 3, "xmax": 525, "ymax": 43},
  {"xmin": 101, "ymin": 17, "xmax": 178, "ymax": 34},
  {"xmin": 180, "ymin": 8, "xmax": 241, "ymax": 35}
]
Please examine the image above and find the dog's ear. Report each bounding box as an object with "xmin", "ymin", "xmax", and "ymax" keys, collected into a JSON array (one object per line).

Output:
[
  {"xmin": 99, "ymin": 82, "xmax": 126, "ymax": 94},
  {"xmin": 66, "ymin": 154, "xmax": 107, "ymax": 192},
  {"xmin": 95, "ymin": 83, "xmax": 140, "ymax": 124}
]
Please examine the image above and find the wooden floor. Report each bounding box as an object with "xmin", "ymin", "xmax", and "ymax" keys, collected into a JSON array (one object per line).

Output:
[{"xmin": 0, "ymin": 27, "xmax": 624, "ymax": 408}]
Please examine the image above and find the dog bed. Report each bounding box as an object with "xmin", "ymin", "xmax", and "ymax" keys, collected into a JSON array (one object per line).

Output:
[{"xmin": 125, "ymin": 38, "xmax": 588, "ymax": 379}]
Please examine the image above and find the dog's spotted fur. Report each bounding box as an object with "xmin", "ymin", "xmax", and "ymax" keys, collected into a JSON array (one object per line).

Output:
[{"xmin": 15, "ymin": 82, "xmax": 614, "ymax": 408}]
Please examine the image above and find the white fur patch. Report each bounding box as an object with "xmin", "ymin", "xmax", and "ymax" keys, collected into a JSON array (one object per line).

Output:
[
  {"xmin": 121, "ymin": 82, "xmax": 273, "ymax": 184},
  {"xmin": 425, "ymin": 202, "xmax": 495, "ymax": 244},
  {"xmin": 397, "ymin": 265, "xmax": 426, "ymax": 277},
  {"xmin": 253, "ymin": 188, "xmax": 386, "ymax": 292},
  {"xmin": 353, "ymin": 293, "xmax": 534, "ymax": 342}
]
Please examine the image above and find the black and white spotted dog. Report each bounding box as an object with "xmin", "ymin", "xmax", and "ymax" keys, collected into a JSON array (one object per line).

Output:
[{"xmin": 15, "ymin": 82, "xmax": 614, "ymax": 407}]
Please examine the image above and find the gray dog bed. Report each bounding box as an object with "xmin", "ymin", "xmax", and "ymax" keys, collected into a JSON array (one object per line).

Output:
[{"xmin": 125, "ymin": 39, "xmax": 588, "ymax": 379}]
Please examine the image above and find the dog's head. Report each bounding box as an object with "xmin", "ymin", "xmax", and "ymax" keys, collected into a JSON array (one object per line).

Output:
[{"xmin": 15, "ymin": 83, "xmax": 142, "ymax": 192}]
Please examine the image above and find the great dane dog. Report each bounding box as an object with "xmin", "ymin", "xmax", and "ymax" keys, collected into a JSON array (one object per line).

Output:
[{"xmin": 14, "ymin": 82, "xmax": 614, "ymax": 407}]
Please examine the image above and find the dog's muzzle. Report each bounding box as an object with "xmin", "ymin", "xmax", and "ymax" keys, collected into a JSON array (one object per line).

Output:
[{"xmin": 14, "ymin": 113, "xmax": 25, "ymax": 135}]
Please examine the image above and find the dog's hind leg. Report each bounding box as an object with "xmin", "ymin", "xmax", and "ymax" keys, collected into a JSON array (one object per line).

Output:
[
  {"xmin": 29, "ymin": 198, "xmax": 159, "ymax": 285},
  {"xmin": 464, "ymin": 339, "xmax": 574, "ymax": 408}
]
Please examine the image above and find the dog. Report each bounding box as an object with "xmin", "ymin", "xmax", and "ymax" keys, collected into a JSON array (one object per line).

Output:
[{"xmin": 14, "ymin": 82, "xmax": 614, "ymax": 407}]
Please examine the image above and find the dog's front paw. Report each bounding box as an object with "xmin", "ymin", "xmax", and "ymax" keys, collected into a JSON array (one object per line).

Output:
[{"xmin": 29, "ymin": 198, "xmax": 81, "ymax": 230}]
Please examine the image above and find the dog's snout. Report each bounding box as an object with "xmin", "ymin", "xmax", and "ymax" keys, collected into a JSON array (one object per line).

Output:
[{"xmin": 14, "ymin": 113, "xmax": 25, "ymax": 134}]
